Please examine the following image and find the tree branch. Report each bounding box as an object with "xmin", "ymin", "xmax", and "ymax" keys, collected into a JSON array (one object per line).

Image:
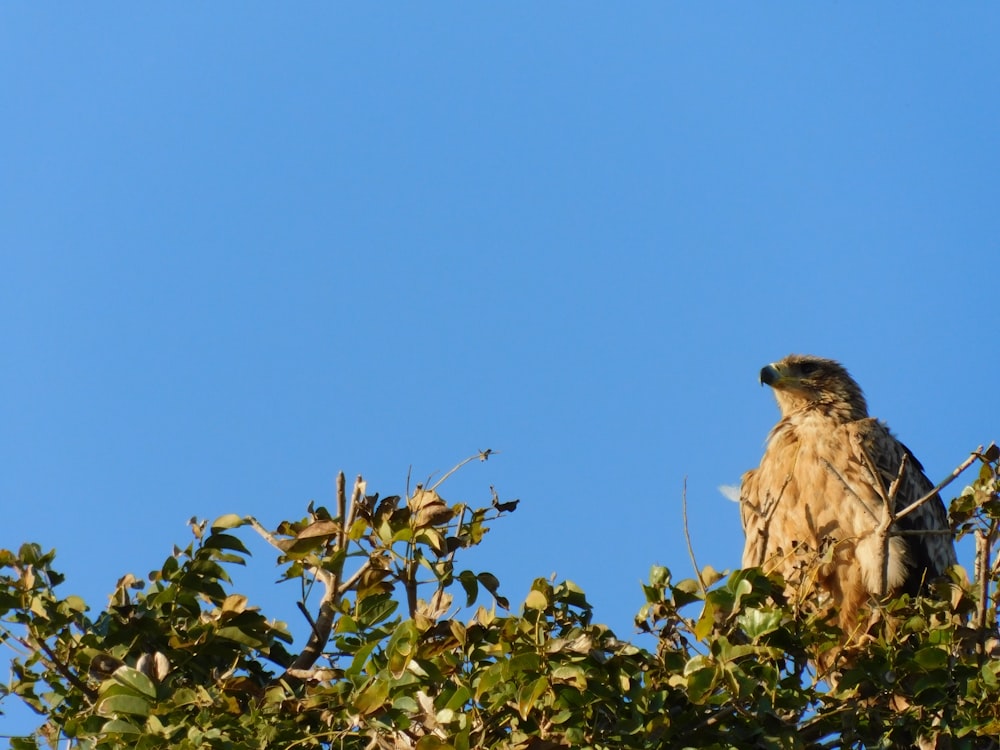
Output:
[
  {"xmin": 681, "ymin": 477, "xmax": 707, "ymax": 594},
  {"xmin": 427, "ymin": 449, "xmax": 494, "ymax": 492},
  {"xmin": 250, "ymin": 475, "xmax": 372, "ymax": 683},
  {"xmin": 895, "ymin": 448, "xmax": 981, "ymax": 522},
  {"xmin": 14, "ymin": 631, "xmax": 96, "ymax": 702},
  {"xmin": 860, "ymin": 445, "xmax": 981, "ymax": 597}
]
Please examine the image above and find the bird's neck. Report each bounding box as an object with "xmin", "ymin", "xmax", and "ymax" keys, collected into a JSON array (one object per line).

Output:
[{"xmin": 775, "ymin": 392, "xmax": 866, "ymax": 424}]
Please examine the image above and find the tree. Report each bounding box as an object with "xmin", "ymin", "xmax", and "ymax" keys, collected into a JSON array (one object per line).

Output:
[{"xmin": 2, "ymin": 446, "xmax": 999, "ymax": 749}]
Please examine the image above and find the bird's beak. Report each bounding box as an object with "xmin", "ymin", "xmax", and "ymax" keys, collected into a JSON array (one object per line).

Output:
[{"xmin": 760, "ymin": 363, "xmax": 787, "ymax": 388}]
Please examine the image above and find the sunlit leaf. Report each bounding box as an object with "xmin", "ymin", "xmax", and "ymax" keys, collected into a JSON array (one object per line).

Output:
[
  {"xmin": 353, "ymin": 677, "xmax": 389, "ymax": 716},
  {"xmin": 100, "ymin": 718, "xmax": 143, "ymax": 734},
  {"xmin": 387, "ymin": 620, "xmax": 420, "ymax": 678},
  {"xmin": 737, "ymin": 607, "xmax": 783, "ymax": 640},
  {"xmin": 516, "ymin": 676, "xmax": 548, "ymax": 719},
  {"xmin": 210, "ymin": 514, "xmax": 245, "ymax": 531},
  {"xmin": 700, "ymin": 565, "xmax": 725, "ymax": 587},
  {"xmin": 111, "ymin": 666, "xmax": 157, "ymax": 699},
  {"xmin": 524, "ymin": 589, "xmax": 548, "ymax": 611},
  {"xmin": 97, "ymin": 693, "xmax": 151, "ymax": 717}
]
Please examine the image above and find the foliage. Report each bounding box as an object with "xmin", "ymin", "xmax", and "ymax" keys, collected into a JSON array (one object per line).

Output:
[{"xmin": 1, "ymin": 447, "xmax": 999, "ymax": 749}]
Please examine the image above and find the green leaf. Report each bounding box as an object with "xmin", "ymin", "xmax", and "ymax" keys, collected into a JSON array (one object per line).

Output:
[
  {"xmin": 216, "ymin": 625, "xmax": 265, "ymax": 648},
  {"xmin": 97, "ymin": 693, "xmax": 151, "ymax": 717},
  {"xmin": 737, "ymin": 607, "xmax": 783, "ymax": 640},
  {"xmin": 551, "ymin": 665, "xmax": 587, "ymax": 690},
  {"xmin": 353, "ymin": 677, "xmax": 390, "ymax": 716},
  {"xmin": 686, "ymin": 666, "xmax": 718, "ymax": 704},
  {"xmin": 112, "ymin": 666, "xmax": 157, "ymax": 699},
  {"xmin": 672, "ymin": 578, "xmax": 703, "ymax": 607},
  {"xmin": 474, "ymin": 662, "xmax": 505, "ymax": 700},
  {"xmin": 204, "ymin": 532, "xmax": 251, "ymax": 555},
  {"xmin": 387, "ymin": 620, "xmax": 419, "ymax": 678},
  {"xmin": 516, "ymin": 676, "xmax": 548, "ymax": 719},
  {"xmin": 63, "ymin": 594, "xmax": 88, "ymax": 613},
  {"xmin": 524, "ymin": 589, "xmax": 548, "ymax": 611},
  {"xmin": 100, "ymin": 718, "xmax": 143, "ymax": 734},
  {"xmin": 694, "ymin": 599, "xmax": 716, "ymax": 640},
  {"xmin": 729, "ymin": 577, "xmax": 754, "ymax": 612},
  {"xmin": 914, "ymin": 646, "xmax": 949, "ymax": 670},
  {"xmin": 356, "ymin": 592, "xmax": 398, "ymax": 628},
  {"xmin": 700, "ymin": 565, "xmax": 725, "ymax": 587},
  {"xmin": 649, "ymin": 565, "xmax": 671, "ymax": 587},
  {"xmin": 346, "ymin": 639, "xmax": 380, "ymax": 678},
  {"xmin": 458, "ymin": 570, "xmax": 479, "ymax": 607},
  {"xmin": 444, "ymin": 684, "xmax": 473, "ymax": 712},
  {"xmin": 478, "ymin": 572, "xmax": 508, "ymax": 608},
  {"xmin": 211, "ymin": 514, "xmax": 246, "ymax": 530}
]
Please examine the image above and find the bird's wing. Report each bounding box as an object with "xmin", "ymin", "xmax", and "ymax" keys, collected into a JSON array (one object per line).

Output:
[
  {"xmin": 847, "ymin": 418, "xmax": 956, "ymax": 591},
  {"xmin": 739, "ymin": 468, "xmax": 767, "ymax": 568}
]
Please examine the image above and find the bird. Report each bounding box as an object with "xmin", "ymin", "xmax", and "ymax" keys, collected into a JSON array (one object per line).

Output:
[{"xmin": 740, "ymin": 354, "xmax": 956, "ymax": 630}]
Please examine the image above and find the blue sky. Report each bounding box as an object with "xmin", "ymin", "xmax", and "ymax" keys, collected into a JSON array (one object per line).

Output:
[{"xmin": 2, "ymin": 4, "xmax": 999, "ymax": 738}]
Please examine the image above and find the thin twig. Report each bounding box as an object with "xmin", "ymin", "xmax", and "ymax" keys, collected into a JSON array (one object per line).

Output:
[
  {"xmin": 822, "ymin": 460, "xmax": 879, "ymax": 521},
  {"xmin": 296, "ymin": 600, "xmax": 322, "ymax": 641},
  {"xmin": 886, "ymin": 453, "xmax": 909, "ymax": 507},
  {"xmin": 895, "ymin": 447, "xmax": 982, "ymax": 521},
  {"xmin": 428, "ymin": 449, "xmax": 494, "ymax": 493},
  {"xmin": 336, "ymin": 559, "xmax": 373, "ymax": 596},
  {"xmin": 336, "ymin": 471, "xmax": 347, "ymax": 551},
  {"xmin": 681, "ymin": 477, "xmax": 707, "ymax": 594}
]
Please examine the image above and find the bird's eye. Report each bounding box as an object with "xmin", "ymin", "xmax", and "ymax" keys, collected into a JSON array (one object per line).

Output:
[{"xmin": 799, "ymin": 363, "xmax": 820, "ymax": 376}]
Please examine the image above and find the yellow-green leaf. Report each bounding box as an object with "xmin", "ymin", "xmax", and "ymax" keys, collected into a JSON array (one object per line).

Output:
[
  {"xmin": 97, "ymin": 693, "xmax": 151, "ymax": 717},
  {"xmin": 353, "ymin": 678, "xmax": 390, "ymax": 716},
  {"xmin": 524, "ymin": 589, "xmax": 548, "ymax": 611},
  {"xmin": 211, "ymin": 514, "xmax": 245, "ymax": 530},
  {"xmin": 516, "ymin": 676, "xmax": 548, "ymax": 719}
]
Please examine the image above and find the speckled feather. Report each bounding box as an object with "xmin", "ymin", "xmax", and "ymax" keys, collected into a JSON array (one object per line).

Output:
[{"xmin": 740, "ymin": 355, "xmax": 956, "ymax": 628}]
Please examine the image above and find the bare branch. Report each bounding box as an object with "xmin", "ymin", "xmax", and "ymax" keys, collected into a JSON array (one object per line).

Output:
[
  {"xmin": 895, "ymin": 447, "xmax": 982, "ymax": 521},
  {"xmin": 251, "ymin": 475, "xmax": 374, "ymax": 682},
  {"xmin": 886, "ymin": 453, "xmax": 909, "ymax": 506},
  {"xmin": 428, "ymin": 450, "xmax": 494, "ymax": 493},
  {"xmin": 822, "ymin": 460, "xmax": 879, "ymax": 521},
  {"xmin": 296, "ymin": 600, "xmax": 322, "ymax": 641},
  {"xmin": 247, "ymin": 516, "xmax": 285, "ymax": 551},
  {"xmin": 284, "ymin": 567, "xmax": 338, "ymax": 677},
  {"xmin": 13, "ymin": 630, "xmax": 96, "ymax": 702},
  {"xmin": 681, "ymin": 477, "xmax": 707, "ymax": 594},
  {"xmin": 336, "ymin": 471, "xmax": 348, "ymax": 551},
  {"xmin": 336, "ymin": 558, "xmax": 373, "ymax": 596},
  {"xmin": 975, "ymin": 528, "xmax": 991, "ymax": 651},
  {"xmin": 856, "ymin": 444, "xmax": 981, "ymax": 597},
  {"xmin": 854, "ymin": 441, "xmax": 895, "ymax": 598}
]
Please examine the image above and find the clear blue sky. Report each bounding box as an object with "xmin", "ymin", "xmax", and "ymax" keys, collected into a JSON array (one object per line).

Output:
[{"xmin": 2, "ymin": 4, "xmax": 998, "ymax": 738}]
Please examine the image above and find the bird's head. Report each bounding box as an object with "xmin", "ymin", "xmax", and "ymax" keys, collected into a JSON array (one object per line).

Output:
[{"xmin": 759, "ymin": 354, "xmax": 868, "ymax": 422}]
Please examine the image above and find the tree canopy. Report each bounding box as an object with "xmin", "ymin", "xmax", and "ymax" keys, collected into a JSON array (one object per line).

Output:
[{"xmin": 2, "ymin": 446, "xmax": 999, "ymax": 749}]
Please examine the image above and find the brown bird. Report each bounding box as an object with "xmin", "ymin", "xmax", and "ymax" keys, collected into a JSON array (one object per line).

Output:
[{"xmin": 740, "ymin": 354, "xmax": 956, "ymax": 629}]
